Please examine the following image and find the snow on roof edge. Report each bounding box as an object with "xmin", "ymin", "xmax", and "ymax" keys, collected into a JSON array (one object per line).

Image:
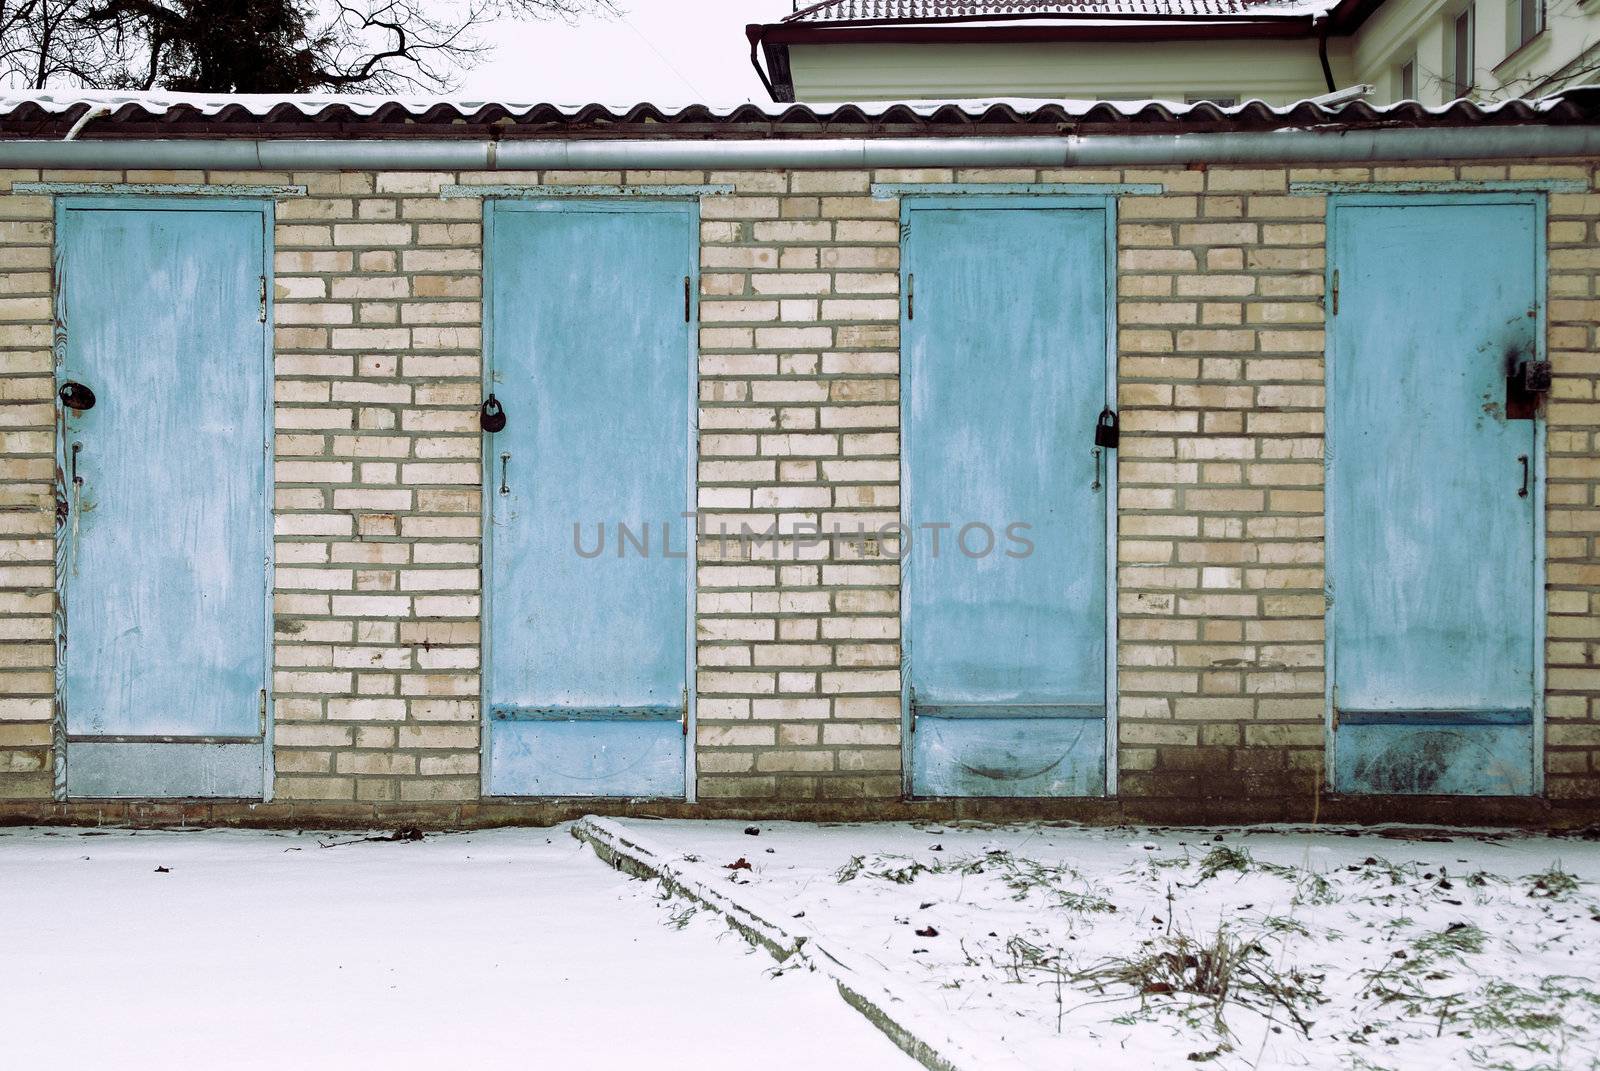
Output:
[{"xmin": 0, "ymin": 86, "xmax": 1583, "ymax": 122}]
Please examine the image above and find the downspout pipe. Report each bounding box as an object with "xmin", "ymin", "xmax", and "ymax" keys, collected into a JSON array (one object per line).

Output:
[
  {"xmin": 1315, "ymin": 17, "xmax": 1338, "ymax": 93},
  {"xmin": 745, "ymin": 24, "xmax": 778, "ymax": 103},
  {"xmin": 2, "ymin": 126, "xmax": 1599, "ymax": 170}
]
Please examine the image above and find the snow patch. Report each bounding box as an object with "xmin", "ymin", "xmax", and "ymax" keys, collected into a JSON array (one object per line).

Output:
[
  {"xmin": 0, "ymin": 824, "xmax": 917, "ymax": 1070},
  {"xmin": 598, "ymin": 819, "xmax": 1600, "ymax": 1071}
]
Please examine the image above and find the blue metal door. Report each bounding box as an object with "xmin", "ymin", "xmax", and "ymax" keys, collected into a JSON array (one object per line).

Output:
[
  {"xmin": 902, "ymin": 197, "xmax": 1114, "ymax": 797},
  {"xmin": 1328, "ymin": 195, "xmax": 1542, "ymax": 795},
  {"xmin": 57, "ymin": 200, "xmax": 271, "ymax": 798},
  {"xmin": 484, "ymin": 200, "xmax": 693, "ymax": 797}
]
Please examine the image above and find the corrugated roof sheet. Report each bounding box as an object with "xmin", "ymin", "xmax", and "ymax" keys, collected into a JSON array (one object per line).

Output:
[
  {"xmin": 783, "ymin": 0, "xmax": 1331, "ymax": 20},
  {"xmin": 0, "ymin": 88, "xmax": 1595, "ymax": 137}
]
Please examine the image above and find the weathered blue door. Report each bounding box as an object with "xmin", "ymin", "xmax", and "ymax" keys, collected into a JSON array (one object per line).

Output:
[
  {"xmin": 484, "ymin": 200, "xmax": 693, "ymax": 797},
  {"xmin": 57, "ymin": 200, "xmax": 271, "ymax": 798},
  {"xmin": 1328, "ymin": 195, "xmax": 1542, "ymax": 795},
  {"xmin": 902, "ymin": 197, "xmax": 1114, "ymax": 797}
]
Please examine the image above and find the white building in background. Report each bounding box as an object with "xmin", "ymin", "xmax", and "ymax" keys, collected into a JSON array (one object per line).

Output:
[{"xmin": 746, "ymin": 0, "xmax": 1600, "ymax": 105}]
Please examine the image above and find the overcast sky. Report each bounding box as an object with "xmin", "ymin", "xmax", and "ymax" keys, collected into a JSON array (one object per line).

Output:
[{"xmin": 459, "ymin": 1, "xmax": 798, "ymax": 105}]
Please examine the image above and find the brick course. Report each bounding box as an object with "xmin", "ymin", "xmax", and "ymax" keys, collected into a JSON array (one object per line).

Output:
[{"xmin": 1, "ymin": 159, "xmax": 1597, "ymax": 818}]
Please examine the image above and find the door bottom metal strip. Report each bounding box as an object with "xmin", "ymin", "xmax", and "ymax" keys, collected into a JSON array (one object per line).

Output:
[
  {"xmin": 913, "ymin": 704, "xmax": 1105, "ymax": 720},
  {"xmin": 1336, "ymin": 709, "xmax": 1533, "ymax": 727},
  {"xmin": 65, "ymin": 741, "xmax": 264, "ymax": 799},
  {"xmin": 490, "ymin": 706, "xmax": 681, "ymax": 722}
]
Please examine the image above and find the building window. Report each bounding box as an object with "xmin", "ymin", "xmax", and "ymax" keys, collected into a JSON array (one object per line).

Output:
[
  {"xmin": 1508, "ymin": 0, "xmax": 1543, "ymax": 52},
  {"xmin": 1450, "ymin": 5, "xmax": 1476, "ymax": 97},
  {"xmin": 1398, "ymin": 56, "xmax": 1417, "ymax": 99}
]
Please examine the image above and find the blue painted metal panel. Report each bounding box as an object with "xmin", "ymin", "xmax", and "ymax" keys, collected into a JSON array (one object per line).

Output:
[
  {"xmin": 1335, "ymin": 722, "xmax": 1535, "ymax": 796},
  {"xmin": 485, "ymin": 200, "xmax": 692, "ymax": 797},
  {"xmin": 487, "ymin": 719, "xmax": 685, "ymax": 798},
  {"xmin": 903, "ymin": 198, "xmax": 1111, "ymax": 798},
  {"xmin": 58, "ymin": 203, "xmax": 268, "ymax": 748},
  {"xmin": 1328, "ymin": 196, "xmax": 1540, "ymax": 795},
  {"xmin": 912, "ymin": 716, "xmax": 1106, "ymax": 798}
]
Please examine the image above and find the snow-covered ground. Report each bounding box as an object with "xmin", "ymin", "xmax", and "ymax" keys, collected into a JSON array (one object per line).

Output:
[
  {"xmin": 605, "ymin": 819, "xmax": 1600, "ymax": 1071},
  {"xmin": 0, "ymin": 825, "xmax": 916, "ymax": 1071}
]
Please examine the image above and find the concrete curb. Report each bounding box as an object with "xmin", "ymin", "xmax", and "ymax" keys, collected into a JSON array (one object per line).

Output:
[{"xmin": 573, "ymin": 815, "xmax": 1031, "ymax": 1071}]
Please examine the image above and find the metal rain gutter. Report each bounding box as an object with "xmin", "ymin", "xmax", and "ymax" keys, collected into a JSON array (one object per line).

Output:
[{"xmin": 1, "ymin": 126, "xmax": 1599, "ymax": 170}]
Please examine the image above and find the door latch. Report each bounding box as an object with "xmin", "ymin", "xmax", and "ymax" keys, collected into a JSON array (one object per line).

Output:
[
  {"xmin": 1514, "ymin": 358, "xmax": 1553, "ymax": 394},
  {"xmin": 1506, "ymin": 356, "xmax": 1551, "ymax": 420},
  {"xmin": 1091, "ymin": 409, "xmax": 1118, "ymax": 492}
]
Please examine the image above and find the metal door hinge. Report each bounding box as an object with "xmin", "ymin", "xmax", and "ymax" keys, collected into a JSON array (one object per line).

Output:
[
  {"xmin": 258, "ymin": 688, "xmax": 268, "ymax": 732},
  {"xmin": 1330, "ymin": 269, "xmax": 1339, "ymax": 316},
  {"xmin": 907, "ymin": 272, "xmax": 915, "ymax": 320},
  {"xmin": 258, "ymin": 275, "xmax": 268, "ymax": 323},
  {"xmin": 680, "ymin": 687, "xmax": 688, "ymax": 736},
  {"xmin": 684, "ymin": 276, "xmax": 692, "ymax": 323}
]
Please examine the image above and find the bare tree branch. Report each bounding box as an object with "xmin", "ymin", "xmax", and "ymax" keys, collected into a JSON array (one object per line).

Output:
[{"xmin": 1, "ymin": 0, "xmax": 620, "ymax": 93}]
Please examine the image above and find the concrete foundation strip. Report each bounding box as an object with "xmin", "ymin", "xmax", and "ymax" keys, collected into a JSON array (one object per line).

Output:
[{"xmin": 572, "ymin": 815, "xmax": 1032, "ymax": 1071}]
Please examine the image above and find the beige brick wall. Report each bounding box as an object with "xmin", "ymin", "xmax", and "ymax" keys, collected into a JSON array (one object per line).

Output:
[
  {"xmin": 1, "ymin": 159, "xmax": 1597, "ymax": 812},
  {"xmin": 1543, "ymin": 170, "xmax": 1600, "ymax": 799},
  {"xmin": 694, "ymin": 168, "xmax": 904, "ymax": 801},
  {"xmin": 1113, "ymin": 166, "xmax": 1328, "ymax": 801},
  {"xmin": 270, "ymin": 169, "xmax": 483, "ymax": 804},
  {"xmin": 0, "ymin": 173, "xmax": 53, "ymax": 799}
]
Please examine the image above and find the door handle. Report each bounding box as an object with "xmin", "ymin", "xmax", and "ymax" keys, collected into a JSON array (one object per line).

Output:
[
  {"xmin": 1091, "ymin": 447, "xmax": 1102, "ymax": 492},
  {"xmin": 1518, "ymin": 454, "xmax": 1529, "ymax": 498},
  {"xmin": 69, "ymin": 441, "xmax": 84, "ymax": 576},
  {"xmin": 499, "ymin": 452, "xmax": 510, "ymax": 495}
]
